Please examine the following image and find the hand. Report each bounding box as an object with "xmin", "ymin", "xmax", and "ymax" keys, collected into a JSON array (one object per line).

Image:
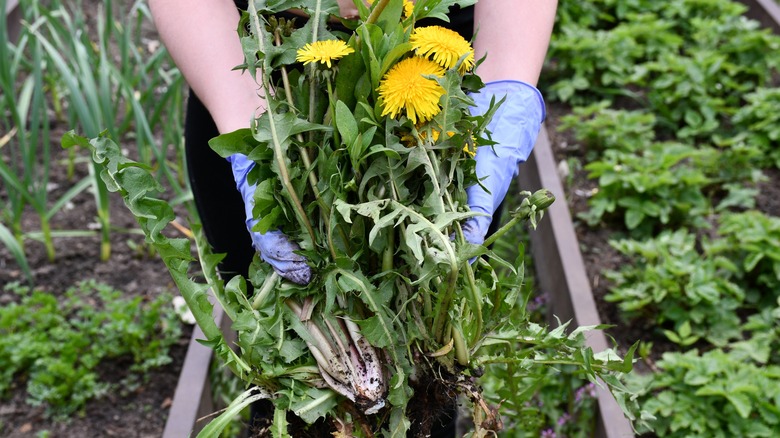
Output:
[
  {"xmin": 462, "ymin": 80, "xmax": 546, "ymax": 245},
  {"xmin": 228, "ymin": 154, "xmax": 312, "ymax": 285}
]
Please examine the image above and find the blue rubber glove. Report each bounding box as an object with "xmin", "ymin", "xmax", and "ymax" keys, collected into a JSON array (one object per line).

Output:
[
  {"xmin": 463, "ymin": 80, "xmax": 546, "ymax": 245},
  {"xmin": 227, "ymin": 154, "xmax": 312, "ymax": 285}
]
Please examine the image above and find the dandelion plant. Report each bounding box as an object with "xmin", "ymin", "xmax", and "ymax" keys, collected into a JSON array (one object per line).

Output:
[{"xmin": 75, "ymin": 0, "xmax": 640, "ymax": 435}]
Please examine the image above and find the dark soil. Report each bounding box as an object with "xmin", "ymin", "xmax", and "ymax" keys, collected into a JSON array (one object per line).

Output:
[
  {"xmin": 246, "ymin": 361, "xmax": 462, "ymax": 437},
  {"xmin": 543, "ymin": 100, "xmax": 780, "ymax": 363}
]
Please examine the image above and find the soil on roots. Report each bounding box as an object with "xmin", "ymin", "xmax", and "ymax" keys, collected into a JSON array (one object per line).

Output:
[{"xmin": 245, "ymin": 364, "xmax": 461, "ymax": 438}]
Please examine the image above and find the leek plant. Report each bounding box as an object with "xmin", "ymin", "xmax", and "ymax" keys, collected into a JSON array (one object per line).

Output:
[
  {"xmin": 1, "ymin": 0, "xmax": 189, "ymax": 270},
  {"xmin": 0, "ymin": 0, "xmax": 91, "ymax": 269}
]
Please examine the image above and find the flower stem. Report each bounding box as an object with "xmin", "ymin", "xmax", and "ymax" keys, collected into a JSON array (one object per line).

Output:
[
  {"xmin": 483, "ymin": 216, "xmax": 523, "ymax": 248},
  {"xmin": 366, "ymin": 0, "xmax": 391, "ymax": 24},
  {"xmin": 275, "ymin": 30, "xmax": 341, "ymax": 260},
  {"xmin": 248, "ymin": 3, "xmax": 316, "ymax": 245},
  {"xmin": 277, "ymin": 31, "xmax": 321, "ymax": 198}
]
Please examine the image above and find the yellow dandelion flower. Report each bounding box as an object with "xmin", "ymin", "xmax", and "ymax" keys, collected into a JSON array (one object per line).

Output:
[
  {"xmin": 296, "ymin": 40, "xmax": 354, "ymax": 68},
  {"xmin": 409, "ymin": 26, "xmax": 475, "ymax": 73},
  {"xmin": 378, "ymin": 57, "xmax": 445, "ymax": 124},
  {"xmin": 462, "ymin": 143, "xmax": 476, "ymax": 158},
  {"xmin": 402, "ymin": 0, "xmax": 414, "ymax": 18}
]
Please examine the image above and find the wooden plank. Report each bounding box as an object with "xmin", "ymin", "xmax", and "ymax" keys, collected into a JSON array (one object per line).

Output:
[
  {"xmin": 741, "ymin": 0, "xmax": 780, "ymax": 34},
  {"xmin": 519, "ymin": 126, "xmax": 636, "ymax": 438},
  {"xmin": 162, "ymin": 303, "xmax": 227, "ymax": 438},
  {"xmin": 4, "ymin": 0, "xmax": 22, "ymax": 44}
]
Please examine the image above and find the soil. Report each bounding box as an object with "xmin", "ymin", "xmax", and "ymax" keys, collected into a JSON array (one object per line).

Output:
[
  {"xmin": 246, "ymin": 360, "xmax": 464, "ymax": 438},
  {"xmin": 543, "ymin": 100, "xmax": 780, "ymax": 362}
]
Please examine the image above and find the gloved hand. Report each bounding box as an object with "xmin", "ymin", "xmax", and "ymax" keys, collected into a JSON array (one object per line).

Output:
[
  {"xmin": 463, "ymin": 80, "xmax": 546, "ymax": 245},
  {"xmin": 228, "ymin": 153, "xmax": 312, "ymax": 285}
]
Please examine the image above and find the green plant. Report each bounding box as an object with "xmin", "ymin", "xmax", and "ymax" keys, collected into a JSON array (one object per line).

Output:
[
  {"xmin": 0, "ymin": 280, "xmax": 182, "ymax": 418},
  {"xmin": 732, "ymin": 87, "xmax": 780, "ymax": 168},
  {"xmin": 0, "ymin": 0, "xmax": 91, "ymax": 265},
  {"xmin": 580, "ymin": 142, "xmax": 713, "ymax": 233},
  {"xmin": 604, "ymin": 229, "xmax": 744, "ymax": 346},
  {"xmin": 580, "ymin": 138, "xmax": 761, "ymax": 233},
  {"xmin": 547, "ymin": 0, "xmax": 780, "ymax": 142},
  {"xmin": 631, "ymin": 347, "xmax": 780, "ymax": 437},
  {"xmin": 709, "ymin": 211, "xmax": 780, "ymax": 300},
  {"xmin": 557, "ymin": 101, "xmax": 657, "ymax": 154},
  {"xmin": 481, "ymin": 349, "xmax": 602, "ymax": 438},
  {"xmin": 545, "ymin": 16, "xmax": 680, "ymax": 104},
  {"xmin": 0, "ymin": 0, "xmax": 189, "ymax": 268},
  {"xmin": 479, "ymin": 192, "xmax": 602, "ymax": 437}
]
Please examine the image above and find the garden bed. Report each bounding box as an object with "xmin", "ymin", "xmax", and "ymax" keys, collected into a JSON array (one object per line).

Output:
[
  {"xmin": 539, "ymin": 0, "xmax": 780, "ymax": 363},
  {"xmin": 535, "ymin": 0, "xmax": 780, "ymax": 435},
  {"xmin": 1, "ymin": 1, "xmax": 193, "ymax": 436},
  {"xmin": 0, "ymin": 139, "xmax": 193, "ymax": 437}
]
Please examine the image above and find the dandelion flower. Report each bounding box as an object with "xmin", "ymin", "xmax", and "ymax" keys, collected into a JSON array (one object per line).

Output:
[
  {"xmin": 378, "ymin": 57, "xmax": 445, "ymax": 124},
  {"xmin": 402, "ymin": 0, "xmax": 414, "ymax": 18},
  {"xmin": 296, "ymin": 40, "xmax": 354, "ymax": 68},
  {"xmin": 410, "ymin": 26, "xmax": 475, "ymax": 73}
]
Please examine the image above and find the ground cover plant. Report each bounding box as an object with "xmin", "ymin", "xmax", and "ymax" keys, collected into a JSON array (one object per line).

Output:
[
  {"xmin": 540, "ymin": 0, "xmax": 780, "ymax": 435},
  {"xmin": 0, "ymin": 280, "xmax": 181, "ymax": 418},
  {"xmin": 73, "ymin": 0, "xmax": 641, "ymax": 436}
]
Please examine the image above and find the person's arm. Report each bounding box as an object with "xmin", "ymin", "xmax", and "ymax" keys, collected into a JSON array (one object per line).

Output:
[
  {"xmin": 149, "ymin": 0, "xmax": 264, "ymax": 134},
  {"xmin": 473, "ymin": 0, "xmax": 558, "ymax": 86},
  {"xmin": 149, "ymin": 1, "xmax": 312, "ymax": 285},
  {"xmin": 462, "ymin": 1, "xmax": 558, "ymax": 246}
]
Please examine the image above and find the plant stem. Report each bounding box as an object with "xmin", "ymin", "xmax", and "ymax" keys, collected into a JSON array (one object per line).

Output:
[
  {"xmin": 248, "ymin": 3, "xmax": 316, "ymax": 245},
  {"xmin": 452, "ymin": 325, "xmax": 469, "ymax": 366},
  {"xmin": 366, "ymin": 0, "xmax": 391, "ymax": 25},
  {"xmin": 382, "ymin": 230, "xmax": 394, "ymax": 272},
  {"xmin": 40, "ymin": 217, "xmax": 55, "ymax": 262},
  {"xmin": 274, "ymin": 30, "xmax": 342, "ymax": 260},
  {"xmin": 389, "ymin": 200, "xmax": 459, "ymax": 343},
  {"xmin": 463, "ymin": 260, "xmax": 482, "ymax": 342},
  {"xmin": 252, "ymin": 271, "xmax": 280, "ymax": 310},
  {"xmin": 433, "ymin": 151, "xmax": 484, "ymax": 343},
  {"xmin": 277, "ymin": 32, "xmax": 321, "ymax": 196},
  {"xmin": 483, "ymin": 215, "xmax": 523, "ymax": 248},
  {"xmin": 417, "ymin": 148, "xmax": 463, "ymax": 344}
]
